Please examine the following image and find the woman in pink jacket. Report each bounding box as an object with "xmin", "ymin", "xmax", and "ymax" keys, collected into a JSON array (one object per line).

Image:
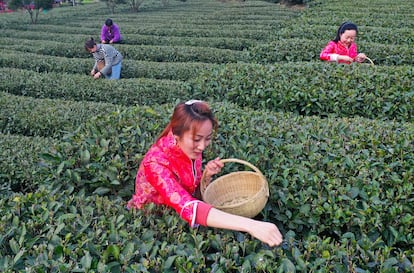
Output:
[
  {"xmin": 127, "ymin": 100, "xmax": 283, "ymax": 247},
  {"xmin": 320, "ymin": 22, "xmax": 366, "ymax": 64}
]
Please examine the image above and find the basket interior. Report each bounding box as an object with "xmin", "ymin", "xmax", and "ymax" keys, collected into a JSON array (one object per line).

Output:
[{"xmin": 203, "ymin": 171, "xmax": 267, "ymax": 208}]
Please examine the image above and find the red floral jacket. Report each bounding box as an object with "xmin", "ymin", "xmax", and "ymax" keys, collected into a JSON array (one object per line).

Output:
[
  {"xmin": 127, "ymin": 131, "xmax": 205, "ymax": 227},
  {"xmin": 320, "ymin": 41, "xmax": 358, "ymax": 64}
]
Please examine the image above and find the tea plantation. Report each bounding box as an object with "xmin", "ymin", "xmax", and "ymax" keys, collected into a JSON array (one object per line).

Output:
[{"xmin": 0, "ymin": 0, "xmax": 413, "ymax": 272}]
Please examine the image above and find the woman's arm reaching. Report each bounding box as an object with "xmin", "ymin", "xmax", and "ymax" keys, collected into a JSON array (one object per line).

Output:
[{"xmin": 206, "ymin": 207, "xmax": 283, "ymax": 247}]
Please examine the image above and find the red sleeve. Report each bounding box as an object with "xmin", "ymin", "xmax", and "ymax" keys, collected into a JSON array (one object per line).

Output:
[
  {"xmin": 320, "ymin": 41, "xmax": 336, "ymax": 61},
  {"xmin": 195, "ymin": 202, "xmax": 213, "ymax": 226},
  {"xmin": 143, "ymin": 160, "xmax": 198, "ymax": 225},
  {"xmin": 348, "ymin": 43, "xmax": 358, "ymax": 59}
]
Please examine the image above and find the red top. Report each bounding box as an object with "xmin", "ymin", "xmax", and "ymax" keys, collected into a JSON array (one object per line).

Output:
[
  {"xmin": 127, "ymin": 131, "xmax": 212, "ymax": 227},
  {"xmin": 320, "ymin": 41, "xmax": 358, "ymax": 64}
]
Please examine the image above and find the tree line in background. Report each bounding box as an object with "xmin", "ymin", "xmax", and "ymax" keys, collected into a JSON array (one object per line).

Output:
[{"xmin": 2, "ymin": 0, "xmax": 307, "ymax": 23}]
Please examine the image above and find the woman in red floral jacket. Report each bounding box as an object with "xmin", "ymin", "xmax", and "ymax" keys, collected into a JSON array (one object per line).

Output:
[
  {"xmin": 127, "ymin": 100, "xmax": 283, "ymax": 247},
  {"xmin": 320, "ymin": 22, "xmax": 367, "ymax": 64}
]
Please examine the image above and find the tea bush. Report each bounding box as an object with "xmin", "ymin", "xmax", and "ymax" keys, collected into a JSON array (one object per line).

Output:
[
  {"xmin": 192, "ymin": 62, "xmax": 414, "ymax": 122},
  {"xmin": 0, "ymin": 37, "xmax": 250, "ymax": 63},
  {"xmin": 0, "ymin": 134, "xmax": 55, "ymax": 193},
  {"xmin": 0, "ymin": 53, "xmax": 215, "ymax": 80},
  {"xmin": 250, "ymin": 39, "xmax": 414, "ymax": 65},
  {"xmin": 1, "ymin": 29, "xmax": 259, "ymax": 50},
  {"xmin": 2, "ymin": 102, "xmax": 413, "ymax": 271},
  {"xmin": 0, "ymin": 92, "xmax": 122, "ymax": 137},
  {"xmin": 0, "ymin": 68, "xmax": 192, "ymax": 105}
]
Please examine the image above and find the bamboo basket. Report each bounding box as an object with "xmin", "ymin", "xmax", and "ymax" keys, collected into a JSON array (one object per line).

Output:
[
  {"xmin": 97, "ymin": 61, "xmax": 111, "ymax": 74},
  {"xmin": 97, "ymin": 61, "xmax": 105, "ymax": 71},
  {"xmin": 200, "ymin": 158, "xmax": 269, "ymax": 218}
]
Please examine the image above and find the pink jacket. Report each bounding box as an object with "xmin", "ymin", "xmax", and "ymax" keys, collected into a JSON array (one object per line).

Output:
[
  {"xmin": 127, "ymin": 131, "xmax": 209, "ymax": 227},
  {"xmin": 320, "ymin": 41, "xmax": 358, "ymax": 64}
]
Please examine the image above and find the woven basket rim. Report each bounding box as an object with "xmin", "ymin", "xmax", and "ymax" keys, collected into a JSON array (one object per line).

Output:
[
  {"xmin": 203, "ymin": 171, "xmax": 269, "ymax": 209},
  {"xmin": 201, "ymin": 159, "xmax": 269, "ymax": 217},
  {"xmin": 200, "ymin": 158, "xmax": 267, "ymax": 196}
]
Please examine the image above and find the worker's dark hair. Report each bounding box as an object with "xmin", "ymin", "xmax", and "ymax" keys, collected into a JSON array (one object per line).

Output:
[
  {"xmin": 84, "ymin": 37, "xmax": 96, "ymax": 50},
  {"xmin": 105, "ymin": 18, "xmax": 113, "ymax": 27},
  {"xmin": 333, "ymin": 22, "xmax": 358, "ymax": 42}
]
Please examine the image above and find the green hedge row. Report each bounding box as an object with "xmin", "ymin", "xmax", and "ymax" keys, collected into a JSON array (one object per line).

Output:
[
  {"xmin": 4, "ymin": 36, "xmax": 411, "ymax": 66},
  {"xmin": 3, "ymin": 18, "xmax": 284, "ymax": 41},
  {"xmin": 37, "ymin": 104, "xmax": 169, "ymax": 198},
  {"xmin": 3, "ymin": 62, "xmax": 412, "ymax": 125},
  {"xmin": 0, "ymin": 51, "xmax": 214, "ymax": 81},
  {"xmin": 302, "ymin": 7, "xmax": 414, "ymax": 29},
  {"xmin": 0, "ymin": 37, "xmax": 250, "ymax": 63},
  {"xmin": 0, "ymin": 68, "xmax": 191, "ymax": 105},
  {"xmin": 301, "ymin": 15, "xmax": 414, "ymax": 29},
  {"xmin": 192, "ymin": 62, "xmax": 414, "ymax": 122},
  {"xmin": 0, "ymin": 185, "xmax": 412, "ymax": 272},
  {"xmin": 27, "ymin": 102, "xmax": 413, "ymax": 271},
  {"xmin": 250, "ymin": 39, "xmax": 414, "ymax": 65},
  {"xmin": 0, "ymin": 92, "xmax": 122, "ymax": 138},
  {"xmin": 2, "ymin": 18, "xmax": 278, "ymax": 42},
  {"xmin": 20, "ymin": 0, "xmax": 297, "ymax": 28},
  {"xmin": 274, "ymin": 24, "xmax": 414, "ymax": 45},
  {"xmin": 121, "ymin": 35, "xmax": 258, "ymax": 51},
  {"xmin": 323, "ymin": 0, "xmax": 413, "ymax": 11},
  {"xmin": 0, "ymin": 133, "xmax": 55, "ymax": 193},
  {"xmin": 118, "ymin": 44, "xmax": 250, "ymax": 63},
  {"xmin": 117, "ymin": 25, "xmax": 277, "ymax": 41},
  {"xmin": 0, "ymin": 29, "xmax": 259, "ymax": 51},
  {"xmin": 121, "ymin": 60, "xmax": 214, "ymax": 81},
  {"xmin": 0, "ymin": 38, "xmax": 89, "ymax": 58},
  {"xmin": 38, "ymin": 101, "xmax": 414, "ymax": 224}
]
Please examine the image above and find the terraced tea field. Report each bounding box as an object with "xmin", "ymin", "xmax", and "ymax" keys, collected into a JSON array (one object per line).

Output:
[{"xmin": 1, "ymin": 0, "xmax": 413, "ymax": 271}]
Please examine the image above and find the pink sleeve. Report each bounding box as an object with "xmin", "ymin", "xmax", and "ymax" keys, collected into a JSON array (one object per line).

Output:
[
  {"xmin": 143, "ymin": 160, "xmax": 199, "ymax": 225},
  {"xmin": 320, "ymin": 41, "xmax": 336, "ymax": 61}
]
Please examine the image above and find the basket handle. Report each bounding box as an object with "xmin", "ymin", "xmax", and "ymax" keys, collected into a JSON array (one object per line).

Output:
[
  {"xmin": 364, "ymin": 56, "xmax": 374, "ymax": 66},
  {"xmin": 200, "ymin": 158, "xmax": 265, "ymax": 196}
]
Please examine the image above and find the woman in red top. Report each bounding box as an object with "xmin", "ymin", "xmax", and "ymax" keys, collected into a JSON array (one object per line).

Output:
[
  {"xmin": 127, "ymin": 100, "xmax": 283, "ymax": 247},
  {"xmin": 320, "ymin": 22, "xmax": 367, "ymax": 64}
]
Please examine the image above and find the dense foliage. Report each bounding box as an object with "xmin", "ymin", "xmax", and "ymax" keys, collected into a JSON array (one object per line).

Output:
[{"xmin": 0, "ymin": 0, "xmax": 413, "ymax": 272}]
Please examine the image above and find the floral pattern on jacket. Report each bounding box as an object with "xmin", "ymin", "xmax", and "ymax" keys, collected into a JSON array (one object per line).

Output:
[
  {"xmin": 320, "ymin": 41, "xmax": 358, "ymax": 64},
  {"xmin": 127, "ymin": 131, "xmax": 203, "ymax": 226}
]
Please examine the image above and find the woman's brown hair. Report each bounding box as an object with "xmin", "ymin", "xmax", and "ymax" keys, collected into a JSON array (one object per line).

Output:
[
  {"xmin": 158, "ymin": 100, "xmax": 218, "ymax": 141},
  {"xmin": 84, "ymin": 37, "xmax": 96, "ymax": 51}
]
